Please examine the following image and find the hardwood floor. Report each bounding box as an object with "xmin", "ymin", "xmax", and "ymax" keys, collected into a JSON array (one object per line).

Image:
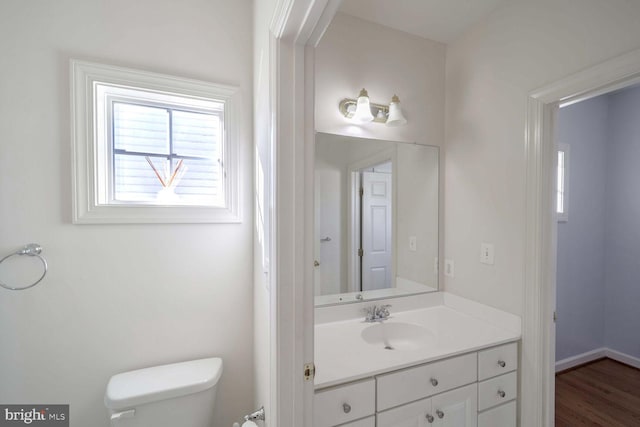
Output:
[{"xmin": 555, "ymin": 358, "xmax": 640, "ymax": 426}]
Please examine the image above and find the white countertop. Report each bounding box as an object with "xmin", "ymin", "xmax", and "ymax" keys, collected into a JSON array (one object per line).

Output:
[{"xmin": 314, "ymin": 293, "xmax": 521, "ymax": 389}]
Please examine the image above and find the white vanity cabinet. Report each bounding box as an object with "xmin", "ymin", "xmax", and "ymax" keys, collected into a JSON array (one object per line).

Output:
[{"xmin": 314, "ymin": 341, "xmax": 519, "ymax": 427}]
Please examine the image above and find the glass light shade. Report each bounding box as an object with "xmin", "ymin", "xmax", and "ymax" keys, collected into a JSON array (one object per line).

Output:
[
  {"xmin": 352, "ymin": 88, "xmax": 374, "ymax": 123},
  {"xmin": 386, "ymin": 95, "xmax": 407, "ymax": 127}
]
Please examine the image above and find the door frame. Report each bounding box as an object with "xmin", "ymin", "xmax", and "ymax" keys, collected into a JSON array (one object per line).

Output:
[
  {"xmin": 523, "ymin": 48, "xmax": 640, "ymax": 426},
  {"xmin": 269, "ymin": 1, "xmax": 342, "ymax": 426}
]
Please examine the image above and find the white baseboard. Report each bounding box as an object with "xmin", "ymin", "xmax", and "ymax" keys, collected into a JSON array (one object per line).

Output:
[
  {"xmin": 555, "ymin": 348, "xmax": 606, "ymax": 372},
  {"xmin": 556, "ymin": 347, "xmax": 640, "ymax": 372},
  {"xmin": 606, "ymin": 348, "xmax": 640, "ymax": 369}
]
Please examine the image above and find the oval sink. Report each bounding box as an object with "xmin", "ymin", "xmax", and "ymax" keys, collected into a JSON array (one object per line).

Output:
[{"xmin": 361, "ymin": 322, "xmax": 433, "ymax": 351}]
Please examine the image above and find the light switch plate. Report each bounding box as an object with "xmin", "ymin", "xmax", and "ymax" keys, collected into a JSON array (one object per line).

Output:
[
  {"xmin": 444, "ymin": 259, "xmax": 454, "ymax": 277},
  {"xmin": 409, "ymin": 236, "xmax": 417, "ymax": 251},
  {"xmin": 480, "ymin": 243, "xmax": 495, "ymax": 265}
]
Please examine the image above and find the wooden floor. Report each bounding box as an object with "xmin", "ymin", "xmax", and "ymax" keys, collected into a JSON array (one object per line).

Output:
[{"xmin": 555, "ymin": 358, "xmax": 640, "ymax": 426}]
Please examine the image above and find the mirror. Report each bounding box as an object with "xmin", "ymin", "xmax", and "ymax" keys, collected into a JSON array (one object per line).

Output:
[{"xmin": 314, "ymin": 132, "xmax": 439, "ymax": 306}]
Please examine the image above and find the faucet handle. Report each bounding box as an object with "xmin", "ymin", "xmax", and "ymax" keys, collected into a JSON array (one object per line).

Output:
[
  {"xmin": 362, "ymin": 306, "xmax": 375, "ymax": 319},
  {"xmin": 380, "ymin": 304, "xmax": 392, "ymax": 315}
]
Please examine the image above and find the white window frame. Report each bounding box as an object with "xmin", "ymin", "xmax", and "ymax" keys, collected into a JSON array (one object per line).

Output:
[
  {"xmin": 557, "ymin": 143, "xmax": 570, "ymax": 222},
  {"xmin": 71, "ymin": 59, "xmax": 241, "ymax": 223}
]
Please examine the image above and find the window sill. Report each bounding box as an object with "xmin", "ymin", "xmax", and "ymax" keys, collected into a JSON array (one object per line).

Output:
[{"xmin": 72, "ymin": 203, "xmax": 241, "ymax": 224}]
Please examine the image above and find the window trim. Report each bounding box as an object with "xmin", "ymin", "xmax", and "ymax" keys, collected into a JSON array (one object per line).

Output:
[
  {"xmin": 71, "ymin": 59, "xmax": 241, "ymax": 223},
  {"xmin": 557, "ymin": 143, "xmax": 569, "ymax": 222}
]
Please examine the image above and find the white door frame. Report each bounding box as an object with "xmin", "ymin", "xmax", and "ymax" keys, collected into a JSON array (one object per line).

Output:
[
  {"xmin": 523, "ymin": 48, "xmax": 640, "ymax": 426},
  {"xmin": 269, "ymin": 1, "xmax": 342, "ymax": 426}
]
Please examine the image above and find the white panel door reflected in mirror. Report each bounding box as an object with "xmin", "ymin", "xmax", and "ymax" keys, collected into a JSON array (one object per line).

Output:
[{"xmin": 314, "ymin": 132, "xmax": 439, "ymax": 306}]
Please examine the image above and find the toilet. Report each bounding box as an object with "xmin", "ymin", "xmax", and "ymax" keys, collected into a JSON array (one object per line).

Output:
[{"xmin": 104, "ymin": 357, "xmax": 222, "ymax": 427}]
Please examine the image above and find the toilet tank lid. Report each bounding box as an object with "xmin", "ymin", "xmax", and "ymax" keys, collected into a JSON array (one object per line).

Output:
[{"xmin": 104, "ymin": 357, "xmax": 223, "ymax": 410}]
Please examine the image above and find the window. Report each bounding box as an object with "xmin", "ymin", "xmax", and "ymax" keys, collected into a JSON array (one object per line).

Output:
[
  {"xmin": 557, "ymin": 143, "xmax": 569, "ymax": 222},
  {"xmin": 72, "ymin": 60, "xmax": 240, "ymax": 223}
]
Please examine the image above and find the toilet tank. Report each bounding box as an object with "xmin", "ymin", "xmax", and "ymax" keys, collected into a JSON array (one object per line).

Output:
[{"xmin": 105, "ymin": 357, "xmax": 223, "ymax": 427}]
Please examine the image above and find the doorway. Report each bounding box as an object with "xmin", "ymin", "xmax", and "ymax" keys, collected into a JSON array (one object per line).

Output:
[
  {"xmin": 352, "ymin": 160, "xmax": 393, "ymax": 292},
  {"xmin": 524, "ymin": 48, "xmax": 640, "ymax": 425},
  {"xmin": 553, "ymin": 87, "xmax": 640, "ymax": 424}
]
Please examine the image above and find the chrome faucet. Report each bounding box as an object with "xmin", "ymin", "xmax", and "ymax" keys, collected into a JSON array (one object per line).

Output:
[{"xmin": 364, "ymin": 304, "xmax": 392, "ymax": 322}]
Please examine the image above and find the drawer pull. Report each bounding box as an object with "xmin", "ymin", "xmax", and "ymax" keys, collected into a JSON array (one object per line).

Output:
[
  {"xmin": 498, "ymin": 390, "xmax": 506, "ymax": 398},
  {"xmin": 426, "ymin": 414, "xmax": 434, "ymax": 423},
  {"xmin": 497, "ymin": 360, "xmax": 506, "ymax": 368},
  {"xmin": 430, "ymin": 378, "xmax": 439, "ymax": 387},
  {"xmin": 436, "ymin": 409, "xmax": 445, "ymax": 419},
  {"xmin": 342, "ymin": 403, "xmax": 351, "ymax": 413}
]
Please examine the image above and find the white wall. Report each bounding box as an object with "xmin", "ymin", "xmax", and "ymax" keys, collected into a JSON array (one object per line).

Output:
[
  {"xmin": 315, "ymin": 13, "xmax": 445, "ymax": 147},
  {"xmin": 395, "ymin": 144, "xmax": 439, "ymax": 289},
  {"xmin": 0, "ymin": 1, "xmax": 253, "ymax": 426},
  {"xmin": 445, "ymin": 0, "xmax": 640, "ymax": 315}
]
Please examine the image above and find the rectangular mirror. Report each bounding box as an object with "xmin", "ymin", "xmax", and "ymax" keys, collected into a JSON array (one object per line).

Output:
[{"xmin": 314, "ymin": 132, "xmax": 439, "ymax": 306}]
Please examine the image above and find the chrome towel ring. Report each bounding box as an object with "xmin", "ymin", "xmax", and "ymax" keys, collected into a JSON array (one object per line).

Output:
[{"xmin": 0, "ymin": 243, "xmax": 48, "ymax": 291}]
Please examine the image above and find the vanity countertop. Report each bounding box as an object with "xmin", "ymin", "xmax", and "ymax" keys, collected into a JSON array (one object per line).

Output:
[{"xmin": 314, "ymin": 293, "xmax": 521, "ymax": 389}]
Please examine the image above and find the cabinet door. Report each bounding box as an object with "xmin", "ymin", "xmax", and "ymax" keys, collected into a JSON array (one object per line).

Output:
[
  {"xmin": 377, "ymin": 397, "xmax": 434, "ymax": 427},
  {"xmin": 431, "ymin": 383, "xmax": 477, "ymax": 427}
]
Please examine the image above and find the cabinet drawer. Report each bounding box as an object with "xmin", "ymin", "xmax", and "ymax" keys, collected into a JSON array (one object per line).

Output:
[
  {"xmin": 338, "ymin": 416, "xmax": 375, "ymax": 427},
  {"xmin": 314, "ymin": 379, "xmax": 375, "ymax": 427},
  {"xmin": 478, "ymin": 401, "xmax": 516, "ymax": 427},
  {"xmin": 376, "ymin": 352, "xmax": 477, "ymax": 411},
  {"xmin": 478, "ymin": 342, "xmax": 518, "ymax": 381},
  {"xmin": 478, "ymin": 371, "xmax": 517, "ymax": 411}
]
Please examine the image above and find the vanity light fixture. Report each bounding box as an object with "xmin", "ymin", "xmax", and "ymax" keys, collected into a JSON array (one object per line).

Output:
[{"xmin": 339, "ymin": 89, "xmax": 408, "ymax": 126}]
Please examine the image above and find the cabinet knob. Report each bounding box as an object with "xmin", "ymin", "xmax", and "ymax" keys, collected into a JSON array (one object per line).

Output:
[
  {"xmin": 498, "ymin": 390, "xmax": 506, "ymax": 398},
  {"xmin": 342, "ymin": 403, "xmax": 351, "ymax": 413},
  {"xmin": 426, "ymin": 414, "xmax": 434, "ymax": 423},
  {"xmin": 436, "ymin": 409, "xmax": 445, "ymax": 419},
  {"xmin": 498, "ymin": 360, "xmax": 506, "ymax": 368},
  {"xmin": 430, "ymin": 378, "xmax": 439, "ymax": 387}
]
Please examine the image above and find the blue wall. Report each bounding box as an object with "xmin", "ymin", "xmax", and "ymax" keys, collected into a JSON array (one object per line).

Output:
[
  {"xmin": 604, "ymin": 86, "xmax": 640, "ymax": 359},
  {"xmin": 556, "ymin": 95, "xmax": 608, "ymax": 361},
  {"xmin": 556, "ymin": 85, "xmax": 640, "ymax": 363}
]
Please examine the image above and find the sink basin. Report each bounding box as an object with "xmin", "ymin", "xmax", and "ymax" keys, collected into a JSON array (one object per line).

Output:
[{"xmin": 361, "ymin": 322, "xmax": 434, "ymax": 351}]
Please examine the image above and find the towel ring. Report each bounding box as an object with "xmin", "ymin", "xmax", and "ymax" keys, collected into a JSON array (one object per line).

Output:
[{"xmin": 0, "ymin": 244, "xmax": 48, "ymax": 291}]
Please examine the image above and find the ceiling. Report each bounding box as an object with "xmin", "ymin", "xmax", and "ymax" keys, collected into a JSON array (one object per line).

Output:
[{"xmin": 338, "ymin": 0, "xmax": 506, "ymax": 44}]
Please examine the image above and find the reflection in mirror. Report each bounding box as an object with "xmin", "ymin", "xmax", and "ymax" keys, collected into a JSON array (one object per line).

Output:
[{"xmin": 314, "ymin": 132, "xmax": 439, "ymax": 306}]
